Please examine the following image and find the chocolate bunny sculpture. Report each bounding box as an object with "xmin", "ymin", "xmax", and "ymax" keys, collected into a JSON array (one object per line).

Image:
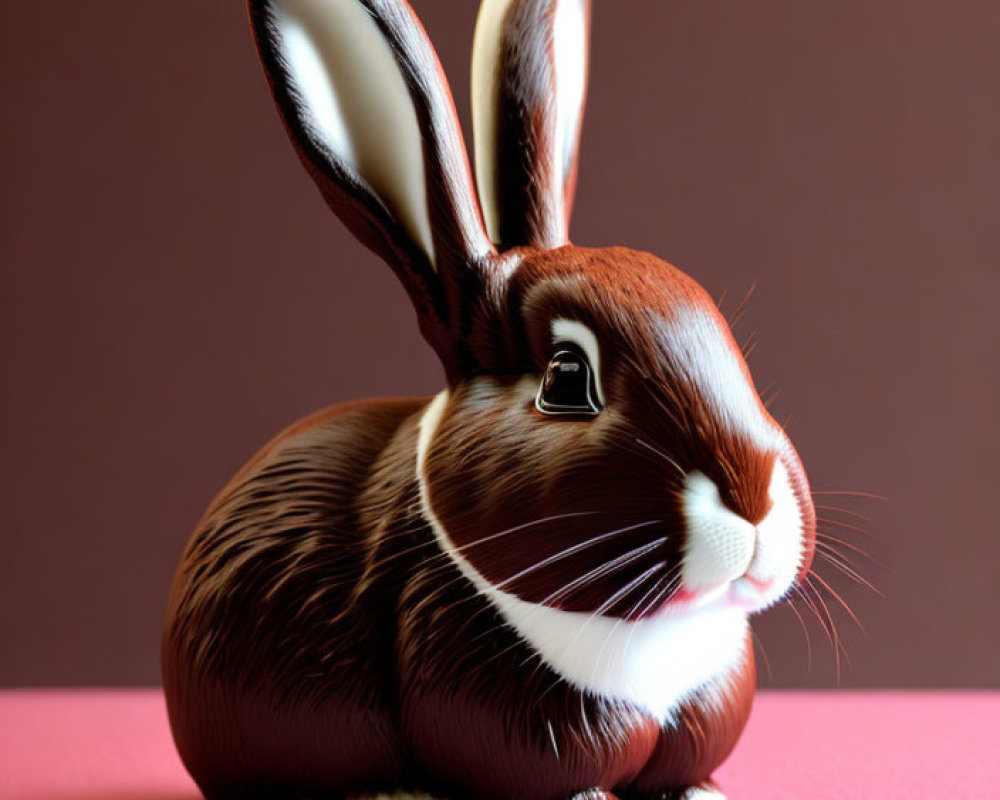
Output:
[{"xmin": 163, "ymin": 1, "xmax": 817, "ymax": 798}]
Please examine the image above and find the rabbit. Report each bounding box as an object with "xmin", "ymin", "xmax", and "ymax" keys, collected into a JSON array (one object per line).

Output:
[{"xmin": 162, "ymin": 1, "xmax": 817, "ymax": 799}]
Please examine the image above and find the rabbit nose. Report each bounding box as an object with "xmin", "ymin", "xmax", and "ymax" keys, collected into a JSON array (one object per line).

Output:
[
  {"xmin": 679, "ymin": 471, "xmax": 759, "ymax": 594},
  {"xmin": 717, "ymin": 451, "xmax": 779, "ymax": 525}
]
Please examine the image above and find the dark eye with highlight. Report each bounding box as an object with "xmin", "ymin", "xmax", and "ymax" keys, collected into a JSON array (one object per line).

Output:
[{"xmin": 535, "ymin": 345, "xmax": 602, "ymax": 417}]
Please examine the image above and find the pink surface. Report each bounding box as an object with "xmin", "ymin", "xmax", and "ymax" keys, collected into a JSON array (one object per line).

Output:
[{"xmin": 1, "ymin": 690, "xmax": 997, "ymax": 799}]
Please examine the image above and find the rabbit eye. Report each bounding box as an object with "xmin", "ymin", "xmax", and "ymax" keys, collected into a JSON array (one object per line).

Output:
[{"xmin": 535, "ymin": 347, "xmax": 602, "ymax": 417}]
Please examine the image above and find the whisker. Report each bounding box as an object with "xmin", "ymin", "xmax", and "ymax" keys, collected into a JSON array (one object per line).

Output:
[
  {"xmin": 436, "ymin": 510, "xmax": 599, "ymax": 555},
  {"xmin": 627, "ymin": 563, "xmax": 680, "ymax": 621},
  {"xmin": 815, "ymin": 545, "xmax": 884, "ymax": 596},
  {"xmin": 802, "ymin": 575, "xmax": 851, "ymax": 682},
  {"xmin": 815, "ymin": 532, "xmax": 877, "ymax": 561},
  {"xmin": 593, "ymin": 562, "xmax": 668, "ymax": 619},
  {"xmin": 540, "ymin": 561, "xmax": 677, "ymax": 678},
  {"xmin": 493, "ymin": 519, "xmax": 665, "ymax": 592},
  {"xmin": 587, "ymin": 563, "xmax": 668, "ymax": 674},
  {"xmin": 752, "ymin": 629, "xmax": 773, "ymax": 681},
  {"xmin": 786, "ymin": 595, "xmax": 814, "ymax": 671},
  {"xmin": 634, "ymin": 438, "xmax": 685, "ymax": 477},
  {"xmin": 728, "ymin": 280, "xmax": 757, "ymax": 329},
  {"xmin": 622, "ymin": 353, "xmax": 691, "ymax": 434},
  {"xmin": 813, "ymin": 504, "xmax": 871, "ymax": 522},
  {"xmin": 612, "ymin": 567, "xmax": 684, "ymax": 670},
  {"xmin": 644, "ymin": 569, "xmax": 682, "ymax": 614},
  {"xmin": 530, "ymin": 565, "xmax": 682, "ymax": 709},
  {"xmin": 456, "ymin": 512, "xmax": 602, "ymax": 551},
  {"xmin": 477, "ymin": 538, "xmax": 669, "ymax": 669},
  {"xmin": 811, "ymin": 490, "xmax": 888, "ymax": 501},
  {"xmin": 370, "ymin": 510, "xmax": 605, "ymax": 580},
  {"xmin": 816, "ymin": 516, "xmax": 885, "ymax": 541},
  {"xmin": 632, "ymin": 373, "xmax": 689, "ymax": 434},
  {"xmin": 794, "ymin": 582, "xmax": 839, "ymax": 678},
  {"xmin": 543, "ymin": 537, "xmax": 669, "ymax": 607},
  {"xmin": 810, "ymin": 570, "xmax": 867, "ymax": 635}
]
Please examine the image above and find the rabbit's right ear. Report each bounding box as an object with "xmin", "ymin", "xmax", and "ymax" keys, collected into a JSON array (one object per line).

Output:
[
  {"xmin": 472, "ymin": 0, "xmax": 591, "ymax": 251},
  {"xmin": 248, "ymin": 0, "xmax": 495, "ymax": 360}
]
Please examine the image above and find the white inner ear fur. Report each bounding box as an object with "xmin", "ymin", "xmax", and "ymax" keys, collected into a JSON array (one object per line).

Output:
[
  {"xmin": 551, "ymin": 318, "xmax": 605, "ymax": 405},
  {"xmin": 472, "ymin": 0, "xmax": 588, "ymax": 245},
  {"xmin": 273, "ymin": 0, "xmax": 435, "ymax": 263},
  {"xmin": 471, "ymin": 0, "xmax": 518, "ymax": 243},
  {"xmin": 415, "ymin": 388, "xmax": 748, "ymax": 725},
  {"xmin": 553, "ymin": 0, "xmax": 587, "ymax": 181}
]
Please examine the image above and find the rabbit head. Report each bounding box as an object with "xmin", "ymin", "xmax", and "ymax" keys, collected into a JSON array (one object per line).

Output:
[{"xmin": 249, "ymin": 0, "xmax": 816, "ymax": 633}]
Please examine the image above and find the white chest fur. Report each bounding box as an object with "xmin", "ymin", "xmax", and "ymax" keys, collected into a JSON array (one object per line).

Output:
[{"xmin": 415, "ymin": 391, "xmax": 749, "ymax": 725}]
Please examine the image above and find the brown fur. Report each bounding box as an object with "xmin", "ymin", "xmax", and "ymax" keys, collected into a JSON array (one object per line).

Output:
[
  {"xmin": 164, "ymin": 396, "xmax": 759, "ymax": 800},
  {"xmin": 432, "ymin": 246, "xmax": 810, "ymax": 614},
  {"xmin": 163, "ymin": 2, "xmax": 817, "ymax": 798},
  {"xmin": 164, "ymin": 246, "xmax": 812, "ymax": 799}
]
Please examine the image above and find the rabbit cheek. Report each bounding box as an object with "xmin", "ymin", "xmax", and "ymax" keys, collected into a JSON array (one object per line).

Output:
[
  {"xmin": 415, "ymin": 389, "xmax": 749, "ymax": 724},
  {"xmin": 418, "ymin": 379, "xmax": 674, "ymax": 613}
]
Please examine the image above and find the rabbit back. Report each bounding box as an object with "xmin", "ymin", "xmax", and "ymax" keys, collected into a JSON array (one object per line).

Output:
[{"xmin": 162, "ymin": 397, "xmax": 429, "ymax": 797}]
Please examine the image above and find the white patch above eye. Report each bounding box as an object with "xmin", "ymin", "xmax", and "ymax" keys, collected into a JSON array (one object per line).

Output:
[
  {"xmin": 273, "ymin": 0, "xmax": 434, "ymax": 263},
  {"xmin": 415, "ymin": 389, "xmax": 748, "ymax": 725},
  {"xmin": 551, "ymin": 318, "xmax": 605, "ymax": 405},
  {"xmin": 657, "ymin": 306, "xmax": 780, "ymax": 449}
]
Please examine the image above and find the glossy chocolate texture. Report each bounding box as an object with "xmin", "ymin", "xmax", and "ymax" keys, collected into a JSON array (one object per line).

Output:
[
  {"xmin": 163, "ymin": 1, "xmax": 816, "ymax": 798},
  {"xmin": 164, "ymin": 396, "xmax": 757, "ymax": 799},
  {"xmin": 428, "ymin": 245, "xmax": 815, "ymax": 617}
]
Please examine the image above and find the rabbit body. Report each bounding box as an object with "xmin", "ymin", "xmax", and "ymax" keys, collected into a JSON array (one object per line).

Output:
[
  {"xmin": 163, "ymin": 396, "xmax": 753, "ymax": 800},
  {"xmin": 164, "ymin": 2, "xmax": 817, "ymax": 798}
]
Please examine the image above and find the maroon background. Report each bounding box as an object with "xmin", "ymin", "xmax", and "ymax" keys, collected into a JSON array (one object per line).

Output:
[{"xmin": 2, "ymin": 1, "xmax": 998, "ymax": 687}]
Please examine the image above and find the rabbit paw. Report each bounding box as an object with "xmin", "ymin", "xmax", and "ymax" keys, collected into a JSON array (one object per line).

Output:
[
  {"xmin": 679, "ymin": 787, "xmax": 726, "ymax": 800},
  {"xmin": 348, "ymin": 794, "xmax": 441, "ymax": 800},
  {"xmin": 624, "ymin": 785, "xmax": 725, "ymax": 800}
]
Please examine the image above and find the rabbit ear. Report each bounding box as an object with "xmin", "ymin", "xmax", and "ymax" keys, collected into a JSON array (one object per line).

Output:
[
  {"xmin": 472, "ymin": 0, "xmax": 591, "ymax": 251},
  {"xmin": 248, "ymin": 0, "xmax": 494, "ymax": 348}
]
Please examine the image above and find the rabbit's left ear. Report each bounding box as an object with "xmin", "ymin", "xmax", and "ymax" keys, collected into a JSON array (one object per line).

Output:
[
  {"xmin": 248, "ymin": 0, "xmax": 495, "ymax": 370},
  {"xmin": 472, "ymin": 0, "xmax": 591, "ymax": 251}
]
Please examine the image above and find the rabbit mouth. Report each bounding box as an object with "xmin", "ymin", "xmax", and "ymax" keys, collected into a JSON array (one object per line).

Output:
[
  {"xmin": 663, "ymin": 573, "xmax": 777, "ymax": 615},
  {"xmin": 676, "ymin": 458, "xmax": 806, "ymax": 614},
  {"xmin": 417, "ymin": 393, "xmax": 757, "ymax": 723}
]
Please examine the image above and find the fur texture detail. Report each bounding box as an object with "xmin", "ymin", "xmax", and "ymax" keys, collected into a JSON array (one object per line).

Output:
[{"xmin": 162, "ymin": 3, "xmax": 817, "ymax": 798}]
